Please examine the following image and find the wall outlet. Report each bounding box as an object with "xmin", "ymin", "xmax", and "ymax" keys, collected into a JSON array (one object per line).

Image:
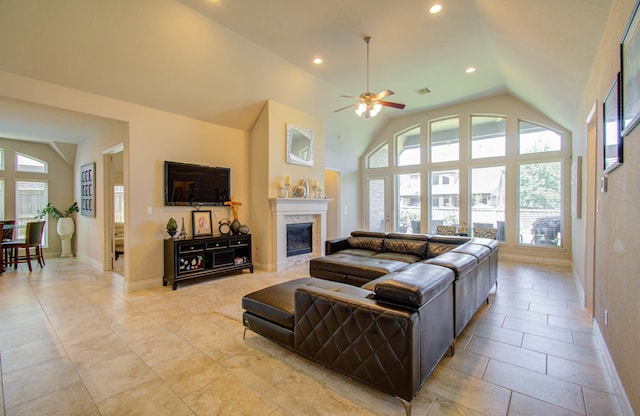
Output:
[{"xmin": 604, "ymin": 309, "xmax": 608, "ymax": 326}]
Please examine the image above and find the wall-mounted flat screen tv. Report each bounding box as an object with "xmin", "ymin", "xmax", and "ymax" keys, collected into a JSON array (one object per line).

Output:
[{"xmin": 164, "ymin": 161, "xmax": 230, "ymax": 206}]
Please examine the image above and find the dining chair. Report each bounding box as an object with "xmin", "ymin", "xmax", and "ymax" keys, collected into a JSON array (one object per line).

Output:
[
  {"xmin": 0, "ymin": 220, "xmax": 15, "ymax": 241},
  {"xmin": 4, "ymin": 221, "xmax": 46, "ymax": 271},
  {"xmin": 435, "ymin": 225, "xmax": 456, "ymax": 236},
  {"xmin": 473, "ymin": 227, "xmax": 497, "ymax": 239}
]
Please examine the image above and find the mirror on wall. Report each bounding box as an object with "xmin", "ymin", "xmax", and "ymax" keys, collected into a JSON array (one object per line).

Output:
[{"xmin": 286, "ymin": 124, "xmax": 313, "ymax": 167}]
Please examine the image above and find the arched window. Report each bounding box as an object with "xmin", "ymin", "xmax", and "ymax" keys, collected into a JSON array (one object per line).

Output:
[{"xmin": 16, "ymin": 152, "xmax": 48, "ymax": 173}]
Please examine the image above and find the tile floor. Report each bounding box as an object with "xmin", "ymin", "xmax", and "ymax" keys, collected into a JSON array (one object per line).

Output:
[{"xmin": 0, "ymin": 257, "xmax": 625, "ymax": 415}]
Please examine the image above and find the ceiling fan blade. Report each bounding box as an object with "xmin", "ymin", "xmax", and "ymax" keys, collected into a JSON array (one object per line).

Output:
[
  {"xmin": 339, "ymin": 95, "xmax": 361, "ymax": 100},
  {"xmin": 334, "ymin": 103, "xmax": 358, "ymax": 112},
  {"xmin": 379, "ymin": 100, "xmax": 406, "ymax": 109},
  {"xmin": 374, "ymin": 90, "xmax": 394, "ymax": 100}
]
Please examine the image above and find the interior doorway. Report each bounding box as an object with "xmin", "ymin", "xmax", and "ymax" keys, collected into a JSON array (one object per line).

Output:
[{"xmin": 103, "ymin": 145, "xmax": 124, "ymax": 275}]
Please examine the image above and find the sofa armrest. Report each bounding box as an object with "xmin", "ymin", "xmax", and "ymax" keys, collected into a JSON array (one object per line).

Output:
[
  {"xmin": 325, "ymin": 237, "xmax": 349, "ymax": 254},
  {"xmin": 294, "ymin": 286, "xmax": 420, "ymax": 402}
]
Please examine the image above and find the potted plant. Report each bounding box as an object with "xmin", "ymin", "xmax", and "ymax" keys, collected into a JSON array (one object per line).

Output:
[{"xmin": 37, "ymin": 202, "xmax": 79, "ymax": 257}]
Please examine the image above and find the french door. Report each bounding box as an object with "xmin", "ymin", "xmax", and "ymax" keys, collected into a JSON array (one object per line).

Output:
[{"xmin": 365, "ymin": 174, "xmax": 391, "ymax": 232}]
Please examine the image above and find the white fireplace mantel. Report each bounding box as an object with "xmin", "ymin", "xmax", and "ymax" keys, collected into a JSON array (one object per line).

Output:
[{"xmin": 269, "ymin": 198, "xmax": 332, "ymax": 271}]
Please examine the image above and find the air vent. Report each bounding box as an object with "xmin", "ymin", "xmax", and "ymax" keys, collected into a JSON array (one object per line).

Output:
[{"xmin": 415, "ymin": 87, "xmax": 431, "ymax": 95}]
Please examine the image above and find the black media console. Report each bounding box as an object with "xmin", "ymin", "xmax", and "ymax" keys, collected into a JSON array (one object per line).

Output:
[{"xmin": 163, "ymin": 234, "xmax": 253, "ymax": 290}]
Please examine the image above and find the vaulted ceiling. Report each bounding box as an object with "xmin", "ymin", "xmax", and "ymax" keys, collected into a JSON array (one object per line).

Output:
[{"xmin": 0, "ymin": 0, "xmax": 611, "ymax": 155}]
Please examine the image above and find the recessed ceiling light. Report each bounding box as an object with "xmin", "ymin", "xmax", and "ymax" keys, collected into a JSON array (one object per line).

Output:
[
  {"xmin": 465, "ymin": 67, "xmax": 476, "ymax": 73},
  {"xmin": 313, "ymin": 57, "xmax": 323, "ymax": 64},
  {"xmin": 429, "ymin": 4, "xmax": 442, "ymax": 14}
]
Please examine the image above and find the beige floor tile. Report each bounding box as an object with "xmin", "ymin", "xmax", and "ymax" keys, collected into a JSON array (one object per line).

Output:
[
  {"xmin": 3, "ymin": 356, "xmax": 82, "ymax": 409},
  {"xmin": 484, "ymin": 359, "xmax": 585, "ymax": 414},
  {"xmin": 548, "ymin": 355, "xmax": 615, "ymax": 394},
  {"xmin": 582, "ymin": 385, "xmax": 623, "ymax": 416},
  {"xmin": 0, "ymin": 337, "xmax": 66, "ymax": 373},
  {"xmin": 0, "ymin": 320, "xmax": 54, "ymax": 350},
  {"xmin": 424, "ymin": 366, "xmax": 512, "ymax": 415},
  {"xmin": 77, "ymin": 352, "xmax": 157, "ymax": 402},
  {"xmin": 463, "ymin": 320, "xmax": 524, "ymax": 346},
  {"xmin": 96, "ymin": 378, "xmax": 194, "ymax": 416},
  {"xmin": 508, "ymin": 392, "xmax": 583, "ymax": 416},
  {"xmin": 503, "ymin": 316, "xmax": 574, "ymax": 343},
  {"xmin": 466, "ymin": 335, "xmax": 547, "ymax": 373},
  {"xmin": 0, "ymin": 258, "xmax": 626, "ymax": 416},
  {"xmin": 5, "ymin": 382, "xmax": 98, "ymax": 416},
  {"xmin": 522, "ymin": 333, "xmax": 605, "ymax": 368},
  {"xmin": 152, "ymin": 347, "xmax": 226, "ymax": 398}
]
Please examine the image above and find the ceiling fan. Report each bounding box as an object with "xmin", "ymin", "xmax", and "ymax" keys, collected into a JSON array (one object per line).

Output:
[{"xmin": 335, "ymin": 36, "xmax": 406, "ymax": 118}]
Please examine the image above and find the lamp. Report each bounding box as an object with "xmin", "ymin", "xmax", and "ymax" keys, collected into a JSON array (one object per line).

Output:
[{"xmin": 355, "ymin": 98, "xmax": 382, "ymax": 118}]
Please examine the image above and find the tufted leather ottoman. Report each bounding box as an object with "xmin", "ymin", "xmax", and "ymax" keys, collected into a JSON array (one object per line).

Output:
[{"xmin": 242, "ymin": 277, "xmax": 373, "ymax": 348}]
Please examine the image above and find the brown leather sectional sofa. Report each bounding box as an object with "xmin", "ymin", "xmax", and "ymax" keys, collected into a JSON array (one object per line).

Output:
[{"xmin": 242, "ymin": 231, "xmax": 498, "ymax": 416}]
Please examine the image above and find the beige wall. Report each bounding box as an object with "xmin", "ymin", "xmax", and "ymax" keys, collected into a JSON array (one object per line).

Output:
[
  {"xmin": 573, "ymin": 0, "xmax": 639, "ymax": 413},
  {"xmin": 0, "ymin": 137, "xmax": 74, "ymax": 256},
  {"xmin": 250, "ymin": 100, "xmax": 325, "ymax": 270},
  {"xmin": 0, "ymin": 70, "xmax": 250, "ymax": 291}
]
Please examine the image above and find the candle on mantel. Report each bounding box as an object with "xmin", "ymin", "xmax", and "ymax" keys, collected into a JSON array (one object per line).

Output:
[
  {"xmin": 313, "ymin": 179, "xmax": 318, "ymax": 187},
  {"xmin": 285, "ymin": 176, "xmax": 291, "ymax": 186}
]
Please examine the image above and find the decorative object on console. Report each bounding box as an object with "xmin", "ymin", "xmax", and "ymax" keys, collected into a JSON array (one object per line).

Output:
[
  {"xmin": 80, "ymin": 162, "xmax": 95, "ymax": 217},
  {"xmin": 286, "ymin": 124, "xmax": 313, "ymax": 167},
  {"xmin": 178, "ymin": 217, "xmax": 188, "ymax": 240},
  {"xmin": 238, "ymin": 224, "xmax": 250, "ymax": 235},
  {"xmin": 192, "ymin": 210, "xmax": 213, "ymax": 237},
  {"xmin": 224, "ymin": 196, "xmax": 243, "ymax": 234},
  {"xmin": 166, "ymin": 217, "xmax": 178, "ymax": 238},
  {"xmin": 218, "ymin": 219, "xmax": 232, "ymax": 236}
]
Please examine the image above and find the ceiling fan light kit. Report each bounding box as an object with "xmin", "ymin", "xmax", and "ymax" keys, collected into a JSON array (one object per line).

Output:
[{"xmin": 335, "ymin": 36, "xmax": 406, "ymax": 118}]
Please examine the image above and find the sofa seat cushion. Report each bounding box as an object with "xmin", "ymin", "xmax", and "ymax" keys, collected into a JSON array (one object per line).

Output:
[
  {"xmin": 424, "ymin": 252, "xmax": 477, "ymax": 278},
  {"xmin": 338, "ymin": 248, "xmax": 379, "ymax": 257},
  {"xmin": 372, "ymin": 251, "xmax": 423, "ymax": 264},
  {"xmin": 310, "ymin": 253, "xmax": 410, "ymax": 280},
  {"xmin": 242, "ymin": 277, "xmax": 372, "ymax": 330},
  {"xmin": 373, "ymin": 263, "xmax": 454, "ymax": 308},
  {"xmin": 452, "ymin": 243, "xmax": 490, "ymax": 261}
]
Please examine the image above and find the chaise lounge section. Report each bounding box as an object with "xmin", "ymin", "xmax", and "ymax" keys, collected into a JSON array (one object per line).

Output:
[{"xmin": 242, "ymin": 231, "xmax": 498, "ymax": 415}]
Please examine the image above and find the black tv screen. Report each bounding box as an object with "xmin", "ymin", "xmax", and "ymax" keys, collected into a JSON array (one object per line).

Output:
[{"xmin": 164, "ymin": 161, "xmax": 230, "ymax": 206}]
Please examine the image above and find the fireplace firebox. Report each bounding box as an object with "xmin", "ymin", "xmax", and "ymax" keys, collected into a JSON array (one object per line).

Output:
[{"xmin": 286, "ymin": 223, "xmax": 313, "ymax": 257}]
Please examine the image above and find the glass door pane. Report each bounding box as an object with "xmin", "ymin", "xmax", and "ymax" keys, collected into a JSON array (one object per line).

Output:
[
  {"xmin": 396, "ymin": 173, "xmax": 420, "ymax": 233},
  {"xmin": 366, "ymin": 176, "xmax": 388, "ymax": 232},
  {"xmin": 429, "ymin": 170, "xmax": 460, "ymax": 233}
]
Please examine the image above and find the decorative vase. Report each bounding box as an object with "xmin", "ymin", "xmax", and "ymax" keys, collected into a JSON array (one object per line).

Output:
[
  {"xmin": 167, "ymin": 228, "xmax": 177, "ymax": 238},
  {"xmin": 231, "ymin": 219, "xmax": 241, "ymax": 235},
  {"xmin": 57, "ymin": 217, "xmax": 75, "ymax": 258},
  {"xmin": 238, "ymin": 224, "xmax": 250, "ymax": 234}
]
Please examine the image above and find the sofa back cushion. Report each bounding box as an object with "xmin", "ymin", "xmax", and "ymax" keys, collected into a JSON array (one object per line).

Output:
[
  {"xmin": 383, "ymin": 238, "xmax": 429, "ymax": 258},
  {"xmin": 347, "ymin": 236, "xmax": 384, "ymax": 252}
]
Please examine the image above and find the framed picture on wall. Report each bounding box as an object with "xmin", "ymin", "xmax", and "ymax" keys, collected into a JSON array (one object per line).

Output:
[
  {"xmin": 192, "ymin": 210, "xmax": 213, "ymax": 237},
  {"xmin": 603, "ymin": 73, "xmax": 623, "ymax": 173},
  {"xmin": 621, "ymin": 0, "xmax": 640, "ymax": 136}
]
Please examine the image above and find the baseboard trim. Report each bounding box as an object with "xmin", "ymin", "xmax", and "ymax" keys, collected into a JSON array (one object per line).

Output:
[
  {"xmin": 593, "ymin": 320, "xmax": 635, "ymax": 416},
  {"xmin": 125, "ymin": 277, "xmax": 161, "ymax": 293},
  {"xmin": 499, "ymin": 253, "xmax": 572, "ymax": 267}
]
